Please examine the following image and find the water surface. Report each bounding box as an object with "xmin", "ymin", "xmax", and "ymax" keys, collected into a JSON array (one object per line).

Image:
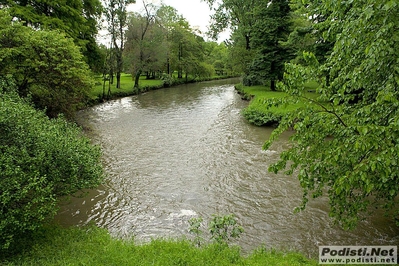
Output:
[{"xmin": 56, "ymin": 79, "xmax": 399, "ymax": 256}]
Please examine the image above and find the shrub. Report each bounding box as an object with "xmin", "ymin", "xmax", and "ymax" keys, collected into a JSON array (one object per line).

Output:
[
  {"xmin": 243, "ymin": 107, "xmax": 283, "ymax": 126},
  {"xmin": 0, "ymin": 10, "xmax": 94, "ymax": 118},
  {"xmin": 0, "ymin": 90, "xmax": 104, "ymax": 250}
]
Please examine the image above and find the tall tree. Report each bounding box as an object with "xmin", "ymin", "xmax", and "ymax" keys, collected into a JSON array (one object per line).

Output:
[
  {"xmin": 105, "ymin": 0, "xmax": 136, "ymax": 89},
  {"xmin": 204, "ymin": 0, "xmax": 259, "ymax": 50},
  {"xmin": 0, "ymin": 0, "xmax": 103, "ymax": 70},
  {"xmin": 265, "ymin": 0, "xmax": 399, "ymax": 229},
  {"xmin": 0, "ymin": 10, "xmax": 94, "ymax": 118},
  {"xmin": 245, "ymin": 0, "xmax": 293, "ymax": 90},
  {"xmin": 155, "ymin": 4, "xmax": 182, "ymax": 75},
  {"xmin": 124, "ymin": 2, "xmax": 157, "ymax": 88}
]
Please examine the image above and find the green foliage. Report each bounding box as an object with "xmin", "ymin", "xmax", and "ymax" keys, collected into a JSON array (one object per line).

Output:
[
  {"xmin": 0, "ymin": 0, "xmax": 103, "ymax": 70},
  {"xmin": 204, "ymin": 0, "xmax": 258, "ymax": 46},
  {"xmin": 209, "ymin": 214, "xmax": 244, "ymax": 246},
  {"xmin": 0, "ymin": 10, "xmax": 95, "ymax": 118},
  {"xmin": 265, "ymin": 0, "xmax": 399, "ymax": 229},
  {"xmin": 245, "ymin": 0, "xmax": 294, "ymax": 89},
  {"xmin": 243, "ymin": 107, "xmax": 283, "ymax": 126},
  {"xmin": 1, "ymin": 225, "xmax": 318, "ymax": 265},
  {"xmin": 189, "ymin": 214, "xmax": 244, "ymax": 247},
  {"xmin": 238, "ymin": 84, "xmax": 319, "ymax": 126},
  {"xmin": 0, "ymin": 91, "xmax": 104, "ymax": 250},
  {"xmin": 188, "ymin": 217, "xmax": 204, "ymax": 247}
]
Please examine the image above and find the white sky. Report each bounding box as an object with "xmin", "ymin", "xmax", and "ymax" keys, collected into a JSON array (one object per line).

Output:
[
  {"xmin": 98, "ymin": 0, "xmax": 229, "ymax": 44},
  {"xmin": 127, "ymin": 0, "xmax": 230, "ymax": 42}
]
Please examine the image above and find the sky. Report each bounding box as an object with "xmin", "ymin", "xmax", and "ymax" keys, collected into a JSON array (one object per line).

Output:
[
  {"xmin": 98, "ymin": 0, "xmax": 229, "ymax": 44},
  {"xmin": 127, "ymin": 0, "xmax": 230, "ymax": 42},
  {"xmin": 128, "ymin": 0, "xmax": 211, "ymax": 31}
]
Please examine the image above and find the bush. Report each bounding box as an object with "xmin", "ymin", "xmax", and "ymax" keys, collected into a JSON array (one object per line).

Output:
[
  {"xmin": 0, "ymin": 10, "xmax": 94, "ymax": 118},
  {"xmin": 0, "ymin": 91, "xmax": 104, "ymax": 250},
  {"xmin": 243, "ymin": 107, "xmax": 283, "ymax": 126}
]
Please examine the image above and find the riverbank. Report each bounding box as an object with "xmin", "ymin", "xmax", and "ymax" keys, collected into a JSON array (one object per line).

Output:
[
  {"xmin": 1, "ymin": 225, "xmax": 318, "ymax": 265},
  {"xmin": 235, "ymin": 83, "xmax": 319, "ymax": 126},
  {"xmin": 88, "ymin": 73, "xmax": 238, "ymax": 105}
]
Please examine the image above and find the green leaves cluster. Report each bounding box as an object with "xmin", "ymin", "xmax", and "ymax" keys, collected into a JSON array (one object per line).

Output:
[
  {"xmin": 0, "ymin": 0, "xmax": 103, "ymax": 70},
  {"xmin": 0, "ymin": 91, "xmax": 104, "ymax": 250},
  {"xmin": 265, "ymin": 0, "xmax": 399, "ymax": 229},
  {"xmin": 189, "ymin": 214, "xmax": 244, "ymax": 247},
  {"xmin": 0, "ymin": 10, "xmax": 94, "ymax": 118}
]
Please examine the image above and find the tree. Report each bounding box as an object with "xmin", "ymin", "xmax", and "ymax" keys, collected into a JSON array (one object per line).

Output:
[
  {"xmin": 204, "ymin": 0, "xmax": 260, "ymax": 80},
  {"xmin": 124, "ymin": 2, "xmax": 158, "ymax": 88},
  {"xmin": 0, "ymin": 0, "xmax": 103, "ymax": 70},
  {"xmin": 155, "ymin": 4, "xmax": 182, "ymax": 75},
  {"xmin": 173, "ymin": 26, "xmax": 208, "ymax": 80},
  {"xmin": 265, "ymin": 0, "xmax": 399, "ymax": 229},
  {"xmin": 203, "ymin": 41, "xmax": 230, "ymax": 76},
  {"xmin": 105, "ymin": 0, "xmax": 136, "ymax": 89},
  {"xmin": 0, "ymin": 88, "xmax": 104, "ymax": 250},
  {"xmin": 245, "ymin": 0, "xmax": 294, "ymax": 90},
  {"xmin": 0, "ymin": 10, "xmax": 94, "ymax": 118},
  {"xmin": 284, "ymin": 0, "xmax": 334, "ymax": 65},
  {"xmin": 204, "ymin": 0, "xmax": 259, "ymax": 50}
]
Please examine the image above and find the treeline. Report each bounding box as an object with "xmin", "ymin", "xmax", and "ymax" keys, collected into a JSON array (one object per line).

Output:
[
  {"xmin": 204, "ymin": 0, "xmax": 333, "ymax": 90},
  {"xmin": 104, "ymin": 2, "xmax": 238, "ymax": 91},
  {"xmin": 0, "ymin": 1, "xmax": 237, "ymax": 117}
]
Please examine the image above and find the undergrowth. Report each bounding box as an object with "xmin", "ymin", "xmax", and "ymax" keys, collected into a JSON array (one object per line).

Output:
[{"xmin": 1, "ymin": 224, "xmax": 318, "ymax": 265}]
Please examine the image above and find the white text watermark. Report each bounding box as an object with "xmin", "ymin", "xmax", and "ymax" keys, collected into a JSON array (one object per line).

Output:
[{"xmin": 319, "ymin": 246, "xmax": 397, "ymax": 264}]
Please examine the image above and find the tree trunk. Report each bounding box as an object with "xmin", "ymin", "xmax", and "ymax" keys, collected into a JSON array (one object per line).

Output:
[
  {"xmin": 116, "ymin": 72, "xmax": 121, "ymax": 89},
  {"xmin": 270, "ymin": 80, "xmax": 276, "ymax": 91},
  {"xmin": 134, "ymin": 69, "xmax": 142, "ymax": 88},
  {"xmin": 245, "ymin": 34, "xmax": 251, "ymax": 50},
  {"xmin": 167, "ymin": 56, "xmax": 170, "ymax": 75}
]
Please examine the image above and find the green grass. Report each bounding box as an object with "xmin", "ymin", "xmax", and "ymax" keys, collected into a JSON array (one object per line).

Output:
[
  {"xmin": 91, "ymin": 74, "xmax": 164, "ymax": 100},
  {"xmin": 90, "ymin": 73, "xmax": 237, "ymax": 103},
  {"xmin": 236, "ymin": 82, "xmax": 319, "ymax": 126},
  {"xmin": 1, "ymin": 225, "xmax": 318, "ymax": 266}
]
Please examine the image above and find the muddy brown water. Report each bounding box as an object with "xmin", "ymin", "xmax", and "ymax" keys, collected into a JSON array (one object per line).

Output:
[{"xmin": 56, "ymin": 78, "xmax": 399, "ymax": 257}]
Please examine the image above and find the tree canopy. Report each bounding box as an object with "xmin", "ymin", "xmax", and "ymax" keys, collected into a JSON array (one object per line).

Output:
[
  {"xmin": 245, "ymin": 0, "xmax": 294, "ymax": 89},
  {"xmin": 0, "ymin": 10, "xmax": 94, "ymax": 118},
  {"xmin": 0, "ymin": 0, "xmax": 103, "ymax": 70}
]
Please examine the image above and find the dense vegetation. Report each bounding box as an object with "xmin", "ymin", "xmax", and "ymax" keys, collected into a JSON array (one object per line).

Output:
[{"xmin": 0, "ymin": 88, "xmax": 104, "ymax": 250}]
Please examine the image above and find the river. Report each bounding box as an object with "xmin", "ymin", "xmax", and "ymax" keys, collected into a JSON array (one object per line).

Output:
[{"xmin": 56, "ymin": 78, "xmax": 399, "ymax": 257}]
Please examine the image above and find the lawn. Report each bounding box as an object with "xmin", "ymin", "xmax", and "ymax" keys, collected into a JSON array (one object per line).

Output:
[
  {"xmin": 237, "ymin": 82, "xmax": 320, "ymax": 126},
  {"xmin": 1, "ymin": 225, "xmax": 318, "ymax": 266},
  {"xmin": 90, "ymin": 74, "xmax": 164, "ymax": 100},
  {"xmin": 89, "ymin": 73, "xmax": 237, "ymax": 103}
]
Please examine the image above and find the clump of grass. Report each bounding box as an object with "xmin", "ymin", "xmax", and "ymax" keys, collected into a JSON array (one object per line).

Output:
[{"xmin": 1, "ymin": 225, "xmax": 318, "ymax": 265}]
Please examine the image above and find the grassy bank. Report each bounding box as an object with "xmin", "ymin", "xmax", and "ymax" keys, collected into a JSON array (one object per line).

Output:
[
  {"xmin": 89, "ymin": 73, "xmax": 236, "ymax": 104},
  {"xmin": 236, "ymin": 83, "xmax": 318, "ymax": 126},
  {"xmin": 1, "ymin": 225, "xmax": 318, "ymax": 265}
]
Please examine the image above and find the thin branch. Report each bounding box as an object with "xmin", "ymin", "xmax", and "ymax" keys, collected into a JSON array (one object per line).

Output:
[{"xmin": 297, "ymin": 95, "xmax": 349, "ymax": 128}]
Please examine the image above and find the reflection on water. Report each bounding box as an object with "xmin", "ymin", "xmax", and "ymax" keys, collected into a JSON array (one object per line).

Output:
[{"xmin": 56, "ymin": 79, "xmax": 399, "ymax": 257}]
